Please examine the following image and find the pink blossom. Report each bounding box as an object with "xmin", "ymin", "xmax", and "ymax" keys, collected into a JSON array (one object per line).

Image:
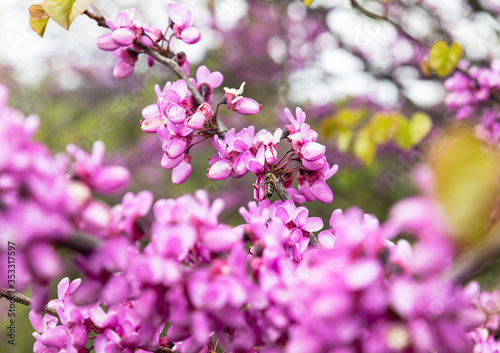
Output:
[{"xmin": 168, "ymin": 2, "xmax": 201, "ymax": 44}]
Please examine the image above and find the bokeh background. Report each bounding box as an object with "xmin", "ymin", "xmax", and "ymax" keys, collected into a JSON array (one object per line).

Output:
[{"xmin": 2, "ymin": 0, "xmax": 500, "ymax": 351}]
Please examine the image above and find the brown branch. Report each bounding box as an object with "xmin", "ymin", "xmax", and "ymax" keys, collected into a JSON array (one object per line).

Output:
[
  {"xmin": 0, "ymin": 288, "xmax": 58, "ymax": 317},
  {"xmin": 83, "ymin": 8, "xmax": 228, "ymax": 139},
  {"xmin": 467, "ymin": 0, "xmax": 484, "ymax": 12},
  {"xmin": 350, "ymin": 0, "xmax": 428, "ymax": 48},
  {"xmin": 450, "ymin": 228, "xmax": 500, "ymax": 284},
  {"xmin": 54, "ymin": 233, "xmax": 101, "ymax": 254}
]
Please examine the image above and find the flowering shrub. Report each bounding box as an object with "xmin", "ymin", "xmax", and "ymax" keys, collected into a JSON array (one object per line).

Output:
[{"xmin": 3, "ymin": 1, "xmax": 500, "ymax": 353}]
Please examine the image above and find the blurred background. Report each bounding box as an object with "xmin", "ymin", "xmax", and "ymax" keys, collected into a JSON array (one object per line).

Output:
[{"xmin": 2, "ymin": 0, "xmax": 500, "ymax": 351}]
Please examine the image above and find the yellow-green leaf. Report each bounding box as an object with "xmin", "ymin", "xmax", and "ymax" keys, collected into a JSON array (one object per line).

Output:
[
  {"xmin": 29, "ymin": 4, "xmax": 50, "ymax": 37},
  {"xmin": 420, "ymin": 59, "xmax": 433, "ymax": 76},
  {"xmin": 429, "ymin": 130, "xmax": 500, "ymax": 246},
  {"xmin": 30, "ymin": 3, "xmax": 49, "ymax": 19},
  {"xmin": 30, "ymin": 16, "xmax": 49, "ymax": 37},
  {"xmin": 337, "ymin": 128, "xmax": 354, "ymax": 152},
  {"xmin": 43, "ymin": 0, "xmax": 93, "ymax": 30},
  {"xmin": 428, "ymin": 40, "xmax": 463, "ymax": 77},
  {"xmin": 321, "ymin": 118, "xmax": 341, "ymax": 138},
  {"xmin": 302, "ymin": 0, "xmax": 314, "ymax": 7},
  {"xmin": 369, "ymin": 112, "xmax": 399, "ymax": 144},
  {"xmin": 408, "ymin": 112, "xmax": 432, "ymax": 145},
  {"xmin": 392, "ymin": 117, "xmax": 412, "ymax": 150},
  {"xmin": 354, "ymin": 127, "xmax": 376, "ymax": 165}
]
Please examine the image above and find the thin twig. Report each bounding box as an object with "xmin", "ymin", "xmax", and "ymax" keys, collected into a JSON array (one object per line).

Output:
[
  {"xmin": 83, "ymin": 8, "xmax": 228, "ymax": 138},
  {"xmin": 0, "ymin": 288, "xmax": 58, "ymax": 317},
  {"xmin": 54, "ymin": 233, "xmax": 101, "ymax": 254},
  {"xmin": 450, "ymin": 228, "xmax": 500, "ymax": 284},
  {"xmin": 350, "ymin": 0, "xmax": 428, "ymax": 48}
]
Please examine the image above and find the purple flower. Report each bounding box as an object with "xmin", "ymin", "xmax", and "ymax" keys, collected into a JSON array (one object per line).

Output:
[
  {"xmin": 66, "ymin": 141, "xmax": 130, "ymax": 194},
  {"xmin": 224, "ymin": 83, "xmax": 262, "ymax": 115},
  {"xmin": 168, "ymin": 2, "xmax": 201, "ymax": 44},
  {"xmin": 194, "ymin": 66, "xmax": 223, "ymax": 103}
]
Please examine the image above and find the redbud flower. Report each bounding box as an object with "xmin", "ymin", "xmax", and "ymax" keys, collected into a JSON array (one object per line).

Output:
[
  {"xmin": 194, "ymin": 66, "xmax": 223, "ymax": 103},
  {"xmin": 66, "ymin": 141, "xmax": 130, "ymax": 194},
  {"xmin": 224, "ymin": 82, "xmax": 262, "ymax": 115},
  {"xmin": 168, "ymin": 2, "xmax": 201, "ymax": 45},
  {"xmin": 172, "ymin": 155, "xmax": 192, "ymax": 185},
  {"xmin": 186, "ymin": 103, "xmax": 212, "ymax": 130}
]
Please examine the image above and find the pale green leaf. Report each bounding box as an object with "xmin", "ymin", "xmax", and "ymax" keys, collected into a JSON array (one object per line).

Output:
[
  {"xmin": 392, "ymin": 117, "xmax": 412, "ymax": 150},
  {"xmin": 354, "ymin": 128, "xmax": 376, "ymax": 165},
  {"xmin": 430, "ymin": 130, "xmax": 500, "ymax": 246},
  {"xmin": 30, "ymin": 16, "xmax": 49, "ymax": 37},
  {"xmin": 408, "ymin": 112, "xmax": 432, "ymax": 145},
  {"xmin": 43, "ymin": 0, "xmax": 93, "ymax": 30},
  {"xmin": 29, "ymin": 4, "xmax": 49, "ymax": 37},
  {"xmin": 337, "ymin": 128, "xmax": 354, "ymax": 152},
  {"xmin": 429, "ymin": 40, "xmax": 463, "ymax": 77}
]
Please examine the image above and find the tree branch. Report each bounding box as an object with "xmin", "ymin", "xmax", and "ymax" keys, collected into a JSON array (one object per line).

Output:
[
  {"xmin": 54, "ymin": 233, "xmax": 101, "ymax": 254},
  {"xmin": 84, "ymin": 8, "xmax": 228, "ymax": 138},
  {"xmin": 450, "ymin": 228, "xmax": 500, "ymax": 284},
  {"xmin": 0, "ymin": 288, "xmax": 58, "ymax": 317},
  {"xmin": 350, "ymin": 0, "xmax": 428, "ymax": 48},
  {"xmin": 467, "ymin": 0, "xmax": 484, "ymax": 12}
]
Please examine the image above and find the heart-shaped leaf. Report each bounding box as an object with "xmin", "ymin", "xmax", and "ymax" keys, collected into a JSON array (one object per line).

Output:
[
  {"xmin": 43, "ymin": 0, "xmax": 93, "ymax": 30},
  {"xmin": 393, "ymin": 117, "xmax": 411, "ymax": 150},
  {"xmin": 354, "ymin": 127, "xmax": 376, "ymax": 165},
  {"xmin": 428, "ymin": 40, "xmax": 463, "ymax": 77},
  {"xmin": 429, "ymin": 130, "xmax": 500, "ymax": 246},
  {"xmin": 29, "ymin": 4, "xmax": 49, "ymax": 37},
  {"xmin": 408, "ymin": 112, "xmax": 432, "ymax": 145}
]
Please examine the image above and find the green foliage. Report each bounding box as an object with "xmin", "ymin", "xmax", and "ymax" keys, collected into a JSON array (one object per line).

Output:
[
  {"xmin": 429, "ymin": 130, "xmax": 500, "ymax": 246},
  {"xmin": 427, "ymin": 40, "xmax": 463, "ymax": 77},
  {"xmin": 29, "ymin": 4, "xmax": 49, "ymax": 37},
  {"xmin": 29, "ymin": 0, "xmax": 92, "ymax": 36},
  {"xmin": 321, "ymin": 108, "xmax": 432, "ymax": 165}
]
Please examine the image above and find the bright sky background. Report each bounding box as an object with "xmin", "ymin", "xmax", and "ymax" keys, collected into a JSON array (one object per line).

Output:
[{"xmin": 1, "ymin": 0, "xmax": 500, "ymax": 108}]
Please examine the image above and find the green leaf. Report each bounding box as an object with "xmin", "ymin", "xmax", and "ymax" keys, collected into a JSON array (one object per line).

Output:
[
  {"xmin": 408, "ymin": 112, "xmax": 432, "ymax": 145},
  {"xmin": 42, "ymin": 0, "xmax": 92, "ymax": 30},
  {"xmin": 354, "ymin": 127, "xmax": 376, "ymax": 165},
  {"xmin": 392, "ymin": 117, "xmax": 412, "ymax": 150},
  {"xmin": 336, "ymin": 128, "xmax": 354, "ymax": 152},
  {"xmin": 369, "ymin": 112, "xmax": 399, "ymax": 144},
  {"xmin": 430, "ymin": 130, "xmax": 500, "ymax": 246},
  {"xmin": 29, "ymin": 4, "xmax": 49, "ymax": 37},
  {"xmin": 428, "ymin": 40, "xmax": 463, "ymax": 77}
]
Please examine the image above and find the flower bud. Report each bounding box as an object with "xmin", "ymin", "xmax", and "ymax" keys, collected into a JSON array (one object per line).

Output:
[
  {"xmin": 97, "ymin": 33, "xmax": 120, "ymax": 51},
  {"xmin": 111, "ymin": 28, "xmax": 135, "ymax": 46},
  {"xmin": 234, "ymin": 97, "xmax": 262, "ymax": 115},
  {"xmin": 172, "ymin": 155, "xmax": 192, "ymax": 185},
  {"xmin": 92, "ymin": 165, "xmax": 130, "ymax": 194},
  {"xmin": 207, "ymin": 159, "xmax": 233, "ymax": 180}
]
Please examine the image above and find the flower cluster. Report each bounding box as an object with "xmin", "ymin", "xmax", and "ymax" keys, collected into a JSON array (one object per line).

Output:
[
  {"xmin": 140, "ymin": 65, "xmax": 265, "ymax": 186},
  {"xmin": 28, "ymin": 189, "xmax": 488, "ymax": 353},
  {"xmin": 0, "ymin": 84, "xmax": 133, "ymax": 311},
  {"xmin": 444, "ymin": 60, "xmax": 500, "ymax": 120},
  {"xmin": 443, "ymin": 60, "xmax": 500, "ymax": 146},
  {"xmin": 97, "ymin": 9, "xmax": 162, "ymax": 78},
  {"xmin": 208, "ymin": 107, "xmax": 337, "ymax": 204},
  {"xmin": 468, "ymin": 286, "xmax": 500, "ymax": 352},
  {"xmin": 97, "ymin": 4, "xmax": 201, "ymax": 78}
]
